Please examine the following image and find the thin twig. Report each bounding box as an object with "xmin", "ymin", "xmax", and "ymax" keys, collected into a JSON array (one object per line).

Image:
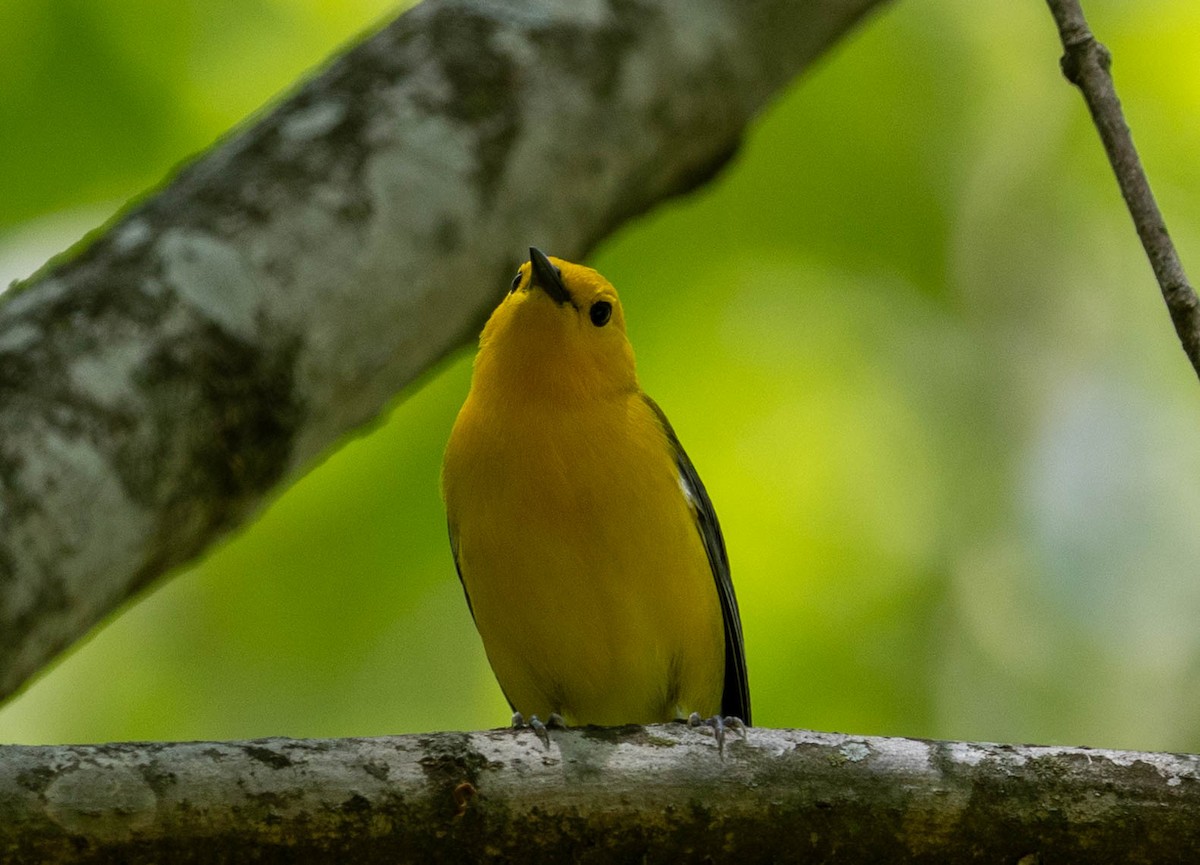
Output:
[{"xmin": 1046, "ymin": 0, "xmax": 1200, "ymax": 379}]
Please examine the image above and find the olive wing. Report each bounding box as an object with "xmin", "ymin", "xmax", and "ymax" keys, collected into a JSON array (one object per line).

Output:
[{"xmin": 642, "ymin": 395, "xmax": 751, "ymax": 725}]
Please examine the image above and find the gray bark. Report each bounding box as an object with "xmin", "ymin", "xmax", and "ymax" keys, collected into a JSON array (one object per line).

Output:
[
  {"xmin": 4, "ymin": 724, "xmax": 1199, "ymax": 863},
  {"xmin": 0, "ymin": 0, "xmax": 888, "ymax": 702}
]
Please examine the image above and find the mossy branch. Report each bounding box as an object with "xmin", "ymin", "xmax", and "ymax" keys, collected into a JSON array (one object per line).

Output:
[{"xmin": 4, "ymin": 725, "xmax": 1199, "ymax": 863}]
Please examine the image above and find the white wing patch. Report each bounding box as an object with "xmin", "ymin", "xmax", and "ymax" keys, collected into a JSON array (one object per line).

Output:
[{"xmin": 678, "ymin": 470, "xmax": 698, "ymax": 510}]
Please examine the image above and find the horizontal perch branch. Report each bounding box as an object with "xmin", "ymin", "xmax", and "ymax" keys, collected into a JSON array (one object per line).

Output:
[{"xmin": 4, "ymin": 724, "xmax": 1199, "ymax": 863}]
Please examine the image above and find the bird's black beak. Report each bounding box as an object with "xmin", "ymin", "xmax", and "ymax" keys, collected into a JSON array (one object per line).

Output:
[{"xmin": 528, "ymin": 247, "xmax": 572, "ymax": 306}]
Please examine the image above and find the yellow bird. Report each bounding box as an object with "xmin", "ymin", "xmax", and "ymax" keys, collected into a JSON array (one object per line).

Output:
[{"xmin": 442, "ymin": 248, "xmax": 750, "ymax": 732}]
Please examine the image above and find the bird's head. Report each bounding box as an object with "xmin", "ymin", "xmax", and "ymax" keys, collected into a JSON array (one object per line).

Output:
[{"xmin": 472, "ymin": 248, "xmax": 638, "ymax": 402}]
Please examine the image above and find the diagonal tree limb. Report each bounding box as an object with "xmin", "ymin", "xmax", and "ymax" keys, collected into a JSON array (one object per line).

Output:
[
  {"xmin": 1046, "ymin": 0, "xmax": 1200, "ymax": 379},
  {"xmin": 0, "ymin": 0, "xmax": 890, "ymax": 703},
  {"xmin": 5, "ymin": 724, "xmax": 1200, "ymax": 863}
]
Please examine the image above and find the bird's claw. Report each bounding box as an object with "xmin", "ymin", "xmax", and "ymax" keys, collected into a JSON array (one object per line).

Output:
[
  {"xmin": 511, "ymin": 712, "xmax": 566, "ymax": 748},
  {"xmin": 687, "ymin": 712, "xmax": 748, "ymax": 757}
]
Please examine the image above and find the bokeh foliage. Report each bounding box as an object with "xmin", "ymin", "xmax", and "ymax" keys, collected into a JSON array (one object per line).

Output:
[{"xmin": 2, "ymin": 0, "xmax": 1199, "ymax": 752}]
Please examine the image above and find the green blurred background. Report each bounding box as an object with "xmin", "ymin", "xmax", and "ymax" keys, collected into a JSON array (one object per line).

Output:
[{"xmin": 2, "ymin": 0, "xmax": 1200, "ymax": 753}]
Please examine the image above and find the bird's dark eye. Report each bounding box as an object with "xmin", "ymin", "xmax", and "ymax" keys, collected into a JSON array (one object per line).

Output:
[
  {"xmin": 589, "ymin": 300, "xmax": 612, "ymax": 327},
  {"xmin": 509, "ymin": 271, "xmax": 522, "ymax": 293}
]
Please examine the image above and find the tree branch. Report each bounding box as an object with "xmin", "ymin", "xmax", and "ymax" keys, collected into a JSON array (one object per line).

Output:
[
  {"xmin": 3, "ymin": 724, "xmax": 1198, "ymax": 862},
  {"xmin": 0, "ymin": 0, "xmax": 889, "ymax": 702},
  {"xmin": 1046, "ymin": 0, "xmax": 1200, "ymax": 378}
]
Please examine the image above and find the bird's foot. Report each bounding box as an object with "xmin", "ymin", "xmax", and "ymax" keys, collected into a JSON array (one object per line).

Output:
[
  {"xmin": 687, "ymin": 712, "xmax": 748, "ymax": 757},
  {"xmin": 511, "ymin": 711, "xmax": 566, "ymax": 748}
]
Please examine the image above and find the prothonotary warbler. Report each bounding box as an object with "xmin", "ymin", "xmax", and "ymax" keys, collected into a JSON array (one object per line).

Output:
[{"xmin": 442, "ymin": 248, "xmax": 750, "ymax": 738}]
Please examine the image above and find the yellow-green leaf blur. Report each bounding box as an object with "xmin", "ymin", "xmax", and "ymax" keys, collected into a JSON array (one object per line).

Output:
[{"xmin": 2, "ymin": 0, "xmax": 1199, "ymax": 753}]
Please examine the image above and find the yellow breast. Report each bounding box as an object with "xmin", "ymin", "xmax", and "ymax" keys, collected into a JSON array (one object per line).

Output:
[{"xmin": 443, "ymin": 389, "xmax": 724, "ymax": 725}]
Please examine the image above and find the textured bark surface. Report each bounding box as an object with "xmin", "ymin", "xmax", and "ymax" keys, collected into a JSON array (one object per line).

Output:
[
  {"xmin": 2, "ymin": 724, "xmax": 1199, "ymax": 863},
  {"xmin": 0, "ymin": 0, "xmax": 889, "ymax": 702}
]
